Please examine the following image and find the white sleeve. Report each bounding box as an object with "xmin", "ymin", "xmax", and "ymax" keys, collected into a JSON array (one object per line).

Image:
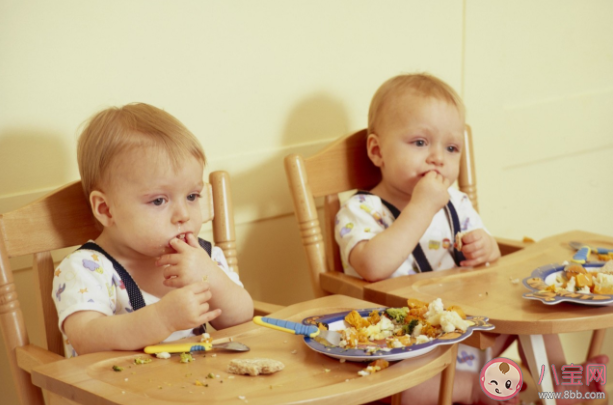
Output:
[
  {"xmin": 52, "ymin": 250, "xmax": 117, "ymax": 333},
  {"xmin": 210, "ymin": 246, "xmax": 243, "ymax": 287},
  {"xmin": 334, "ymin": 195, "xmax": 389, "ymax": 268}
]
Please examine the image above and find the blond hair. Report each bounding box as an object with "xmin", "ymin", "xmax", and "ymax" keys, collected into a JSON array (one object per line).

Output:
[
  {"xmin": 77, "ymin": 103, "xmax": 205, "ymax": 198},
  {"xmin": 367, "ymin": 73, "xmax": 465, "ymax": 135}
]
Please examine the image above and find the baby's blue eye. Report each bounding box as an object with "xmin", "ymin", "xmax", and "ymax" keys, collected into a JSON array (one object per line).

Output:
[
  {"xmin": 187, "ymin": 193, "xmax": 200, "ymax": 202},
  {"xmin": 152, "ymin": 198, "xmax": 165, "ymax": 206},
  {"xmin": 447, "ymin": 146, "xmax": 459, "ymax": 153},
  {"xmin": 414, "ymin": 140, "xmax": 426, "ymax": 146}
]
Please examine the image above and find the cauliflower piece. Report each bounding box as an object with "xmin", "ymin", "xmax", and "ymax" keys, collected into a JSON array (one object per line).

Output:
[
  {"xmin": 364, "ymin": 323, "xmax": 393, "ymax": 341},
  {"xmin": 415, "ymin": 335, "xmax": 432, "ymax": 344},
  {"xmin": 424, "ymin": 298, "xmax": 469, "ymax": 333},
  {"xmin": 565, "ymin": 277, "xmax": 577, "ymax": 293},
  {"xmin": 377, "ymin": 316, "xmax": 394, "ymax": 331},
  {"xmin": 553, "ymin": 274, "xmax": 566, "ymax": 288},
  {"xmin": 359, "ymin": 316, "xmax": 396, "ymax": 341},
  {"xmin": 389, "ymin": 339, "xmax": 404, "ymax": 348},
  {"xmin": 578, "ymin": 286, "xmax": 591, "ymax": 294},
  {"xmin": 594, "ymin": 272, "xmax": 613, "ymax": 294},
  {"xmin": 411, "ymin": 322, "xmax": 423, "ymax": 338},
  {"xmin": 438, "ymin": 311, "xmax": 470, "ymax": 333},
  {"xmin": 424, "ymin": 298, "xmax": 444, "ymax": 320}
]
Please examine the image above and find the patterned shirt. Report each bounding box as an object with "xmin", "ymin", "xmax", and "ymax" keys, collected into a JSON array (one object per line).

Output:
[
  {"xmin": 335, "ymin": 187, "xmax": 486, "ymax": 278},
  {"xmin": 52, "ymin": 241, "xmax": 242, "ymax": 357}
]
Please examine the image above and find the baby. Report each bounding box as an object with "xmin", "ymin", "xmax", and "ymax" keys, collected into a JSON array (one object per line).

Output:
[
  {"xmin": 335, "ymin": 74, "xmax": 607, "ymax": 405},
  {"xmin": 336, "ymin": 73, "xmax": 500, "ymax": 283},
  {"xmin": 53, "ymin": 103, "xmax": 253, "ymax": 357}
]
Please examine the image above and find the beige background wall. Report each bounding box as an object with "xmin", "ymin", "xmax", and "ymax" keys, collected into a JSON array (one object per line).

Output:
[{"xmin": 1, "ymin": 1, "xmax": 612, "ymax": 404}]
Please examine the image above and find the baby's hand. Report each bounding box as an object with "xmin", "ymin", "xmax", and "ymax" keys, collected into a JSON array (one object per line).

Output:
[
  {"xmin": 156, "ymin": 282, "xmax": 221, "ymax": 333},
  {"xmin": 157, "ymin": 233, "xmax": 218, "ymax": 288},
  {"xmin": 411, "ymin": 171, "xmax": 450, "ymax": 214},
  {"xmin": 459, "ymin": 229, "xmax": 500, "ymax": 267}
]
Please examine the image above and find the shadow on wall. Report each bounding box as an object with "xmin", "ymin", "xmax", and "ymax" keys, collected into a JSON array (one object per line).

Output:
[
  {"xmin": 0, "ymin": 131, "xmax": 73, "ymax": 205},
  {"xmin": 229, "ymin": 93, "xmax": 350, "ymax": 306}
]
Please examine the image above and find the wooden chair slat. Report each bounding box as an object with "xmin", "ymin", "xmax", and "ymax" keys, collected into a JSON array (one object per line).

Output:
[
  {"xmin": 304, "ymin": 129, "xmax": 381, "ymax": 197},
  {"xmin": 33, "ymin": 252, "xmax": 63, "ymax": 356},
  {"xmin": 0, "ymin": 182, "xmax": 97, "ymax": 258}
]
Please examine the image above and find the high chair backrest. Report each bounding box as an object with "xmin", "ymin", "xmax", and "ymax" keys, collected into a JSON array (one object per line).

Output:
[
  {"xmin": 0, "ymin": 170, "xmax": 238, "ymax": 405},
  {"xmin": 284, "ymin": 126, "xmax": 477, "ymax": 298}
]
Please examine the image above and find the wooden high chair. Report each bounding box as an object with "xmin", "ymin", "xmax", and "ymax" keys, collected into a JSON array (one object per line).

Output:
[
  {"xmin": 0, "ymin": 170, "xmax": 280, "ymax": 405},
  {"xmin": 284, "ymin": 125, "xmax": 531, "ymax": 298},
  {"xmin": 284, "ymin": 127, "xmax": 607, "ymax": 405}
]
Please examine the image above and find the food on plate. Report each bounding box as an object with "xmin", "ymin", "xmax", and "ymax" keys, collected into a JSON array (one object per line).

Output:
[
  {"xmin": 597, "ymin": 253, "xmax": 613, "ymax": 261},
  {"xmin": 228, "ymin": 358, "xmax": 285, "ymax": 376},
  {"xmin": 543, "ymin": 262, "xmax": 613, "ymax": 295},
  {"xmin": 333, "ymin": 298, "xmax": 469, "ymax": 352}
]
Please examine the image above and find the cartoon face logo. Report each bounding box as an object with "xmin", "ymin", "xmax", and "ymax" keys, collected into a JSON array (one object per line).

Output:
[{"xmin": 480, "ymin": 357, "xmax": 523, "ymax": 401}]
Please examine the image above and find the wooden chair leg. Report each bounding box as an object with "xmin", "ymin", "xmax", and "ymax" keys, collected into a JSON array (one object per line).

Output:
[
  {"xmin": 586, "ymin": 329, "xmax": 606, "ymax": 359},
  {"xmin": 390, "ymin": 392, "xmax": 402, "ymax": 405},
  {"xmin": 577, "ymin": 329, "xmax": 608, "ymax": 405},
  {"xmin": 438, "ymin": 344, "xmax": 458, "ymax": 405}
]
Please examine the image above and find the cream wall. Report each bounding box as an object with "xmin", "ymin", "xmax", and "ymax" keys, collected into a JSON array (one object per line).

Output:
[{"xmin": 0, "ymin": 1, "xmax": 612, "ymax": 404}]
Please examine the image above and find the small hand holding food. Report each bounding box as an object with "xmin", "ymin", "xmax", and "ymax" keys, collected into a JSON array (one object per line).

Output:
[
  {"xmin": 411, "ymin": 171, "xmax": 450, "ymax": 215},
  {"xmin": 157, "ymin": 233, "xmax": 218, "ymax": 288},
  {"xmin": 459, "ymin": 229, "xmax": 500, "ymax": 267},
  {"xmin": 156, "ymin": 282, "xmax": 221, "ymax": 333}
]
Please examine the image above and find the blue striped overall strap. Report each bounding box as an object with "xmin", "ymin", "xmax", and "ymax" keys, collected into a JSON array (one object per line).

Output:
[{"xmin": 77, "ymin": 239, "xmax": 212, "ymax": 311}]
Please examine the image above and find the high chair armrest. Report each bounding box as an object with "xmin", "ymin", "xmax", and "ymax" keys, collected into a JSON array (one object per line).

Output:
[
  {"xmin": 253, "ymin": 300, "xmax": 284, "ymax": 316},
  {"xmin": 320, "ymin": 272, "xmax": 370, "ymax": 300},
  {"xmin": 16, "ymin": 345, "xmax": 64, "ymax": 374},
  {"xmin": 496, "ymin": 237, "xmax": 534, "ymax": 256}
]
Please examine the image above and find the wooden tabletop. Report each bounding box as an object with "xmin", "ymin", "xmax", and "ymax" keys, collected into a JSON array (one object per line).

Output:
[
  {"xmin": 31, "ymin": 295, "xmax": 454, "ymax": 405},
  {"xmin": 364, "ymin": 230, "xmax": 613, "ymax": 335}
]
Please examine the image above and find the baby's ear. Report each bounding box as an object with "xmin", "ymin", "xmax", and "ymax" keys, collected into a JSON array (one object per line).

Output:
[
  {"xmin": 89, "ymin": 191, "xmax": 113, "ymax": 227},
  {"xmin": 366, "ymin": 133, "xmax": 383, "ymax": 167}
]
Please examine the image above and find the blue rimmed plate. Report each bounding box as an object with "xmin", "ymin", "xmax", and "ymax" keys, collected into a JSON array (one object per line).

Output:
[
  {"xmin": 301, "ymin": 308, "xmax": 494, "ymax": 362},
  {"xmin": 522, "ymin": 262, "xmax": 613, "ymax": 306}
]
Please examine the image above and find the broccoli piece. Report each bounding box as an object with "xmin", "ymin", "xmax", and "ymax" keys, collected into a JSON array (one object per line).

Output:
[
  {"xmin": 402, "ymin": 319, "xmax": 419, "ymax": 336},
  {"xmin": 112, "ymin": 365, "xmax": 124, "ymax": 372},
  {"xmin": 385, "ymin": 307, "xmax": 409, "ymax": 324}
]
